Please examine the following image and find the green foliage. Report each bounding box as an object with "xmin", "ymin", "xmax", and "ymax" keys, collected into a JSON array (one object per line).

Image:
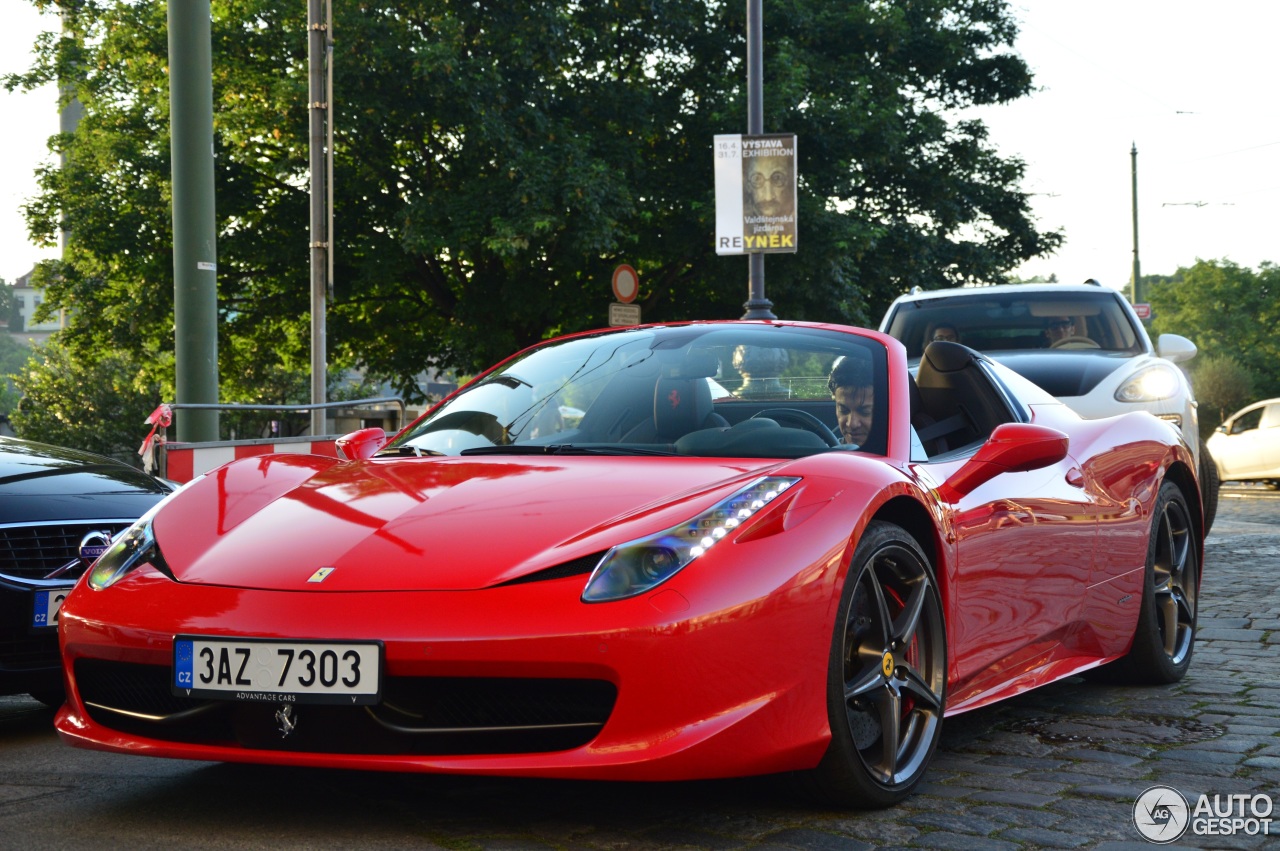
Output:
[
  {"xmin": 9, "ymin": 0, "xmax": 1059, "ymax": 414},
  {"xmin": 1189, "ymin": 355, "xmax": 1256, "ymax": 442},
  {"xmin": 0, "ymin": 280, "xmax": 17, "ymax": 331},
  {"xmin": 10, "ymin": 338, "xmax": 164, "ymax": 465},
  {"xmin": 1148, "ymin": 259, "xmax": 1280, "ymax": 402},
  {"xmin": 0, "ymin": 334, "xmax": 33, "ymax": 416}
]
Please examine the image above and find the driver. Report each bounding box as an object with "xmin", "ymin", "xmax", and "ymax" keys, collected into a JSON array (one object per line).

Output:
[
  {"xmin": 828, "ymin": 356, "xmax": 875, "ymax": 447},
  {"xmin": 1044, "ymin": 316, "xmax": 1080, "ymax": 346}
]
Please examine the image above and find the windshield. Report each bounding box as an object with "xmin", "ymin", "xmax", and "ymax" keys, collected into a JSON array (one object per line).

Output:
[
  {"xmin": 386, "ymin": 324, "xmax": 889, "ymax": 459},
  {"xmin": 885, "ymin": 290, "xmax": 1143, "ymax": 358}
]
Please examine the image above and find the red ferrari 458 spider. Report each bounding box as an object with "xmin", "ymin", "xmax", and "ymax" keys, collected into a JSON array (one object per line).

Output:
[{"xmin": 56, "ymin": 321, "xmax": 1203, "ymax": 808}]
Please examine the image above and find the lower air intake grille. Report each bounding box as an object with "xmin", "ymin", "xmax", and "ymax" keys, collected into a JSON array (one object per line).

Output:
[{"xmin": 74, "ymin": 659, "xmax": 616, "ymax": 755}]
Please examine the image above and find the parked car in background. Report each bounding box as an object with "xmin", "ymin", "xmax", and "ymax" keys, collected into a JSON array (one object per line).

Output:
[
  {"xmin": 1207, "ymin": 398, "xmax": 1280, "ymax": 487},
  {"xmin": 0, "ymin": 436, "xmax": 173, "ymax": 705},
  {"xmin": 879, "ymin": 281, "xmax": 1219, "ymax": 532},
  {"xmin": 56, "ymin": 321, "xmax": 1202, "ymax": 808}
]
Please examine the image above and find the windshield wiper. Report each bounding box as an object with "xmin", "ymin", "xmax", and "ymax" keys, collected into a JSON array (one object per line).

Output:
[{"xmin": 460, "ymin": 444, "xmax": 678, "ymax": 457}]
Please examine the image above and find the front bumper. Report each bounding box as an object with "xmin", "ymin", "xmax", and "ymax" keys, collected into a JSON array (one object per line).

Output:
[{"xmin": 56, "ymin": 555, "xmax": 840, "ymax": 781}]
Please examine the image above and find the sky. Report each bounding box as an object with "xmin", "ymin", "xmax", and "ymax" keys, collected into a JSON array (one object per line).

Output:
[
  {"xmin": 2, "ymin": 1, "xmax": 1278, "ymax": 291},
  {"xmin": 971, "ymin": 1, "xmax": 1280, "ymax": 290}
]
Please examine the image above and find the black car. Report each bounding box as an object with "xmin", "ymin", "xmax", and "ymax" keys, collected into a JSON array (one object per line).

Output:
[{"xmin": 0, "ymin": 436, "xmax": 172, "ymax": 705}]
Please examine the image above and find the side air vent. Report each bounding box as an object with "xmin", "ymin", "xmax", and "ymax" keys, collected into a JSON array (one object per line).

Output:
[{"xmin": 495, "ymin": 551, "xmax": 608, "ymax": 587}]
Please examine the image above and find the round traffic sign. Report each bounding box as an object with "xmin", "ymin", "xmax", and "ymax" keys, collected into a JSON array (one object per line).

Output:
[{"xmin": 612, "ymin": 264, "xmax": 639, "ymax": 304}]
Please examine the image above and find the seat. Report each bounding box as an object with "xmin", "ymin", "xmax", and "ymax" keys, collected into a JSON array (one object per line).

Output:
[
  {"xmin": 622, "ymin": 376, "xmax": 728, "ymax": 443},
  {"xmin": 914, "ymin": 341, "xmax": 1016, "ymax": 450},
  {"xmin": 908, "ymin": 375, "xmax": 949, "ymax": 456}
]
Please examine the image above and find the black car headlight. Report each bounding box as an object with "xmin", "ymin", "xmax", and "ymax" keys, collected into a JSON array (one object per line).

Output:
[
  {"xmin": 87, "ymin": 511, "xmax": 166, "ymax": 590},
  {"xmin": 582, "ymin": 476, "xmax": 799, "ymax": 603}
]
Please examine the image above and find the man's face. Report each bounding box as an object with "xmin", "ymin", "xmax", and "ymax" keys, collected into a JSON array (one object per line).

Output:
[
  {"xmin": 932, "ymin": 326, "xmax": 958, "ymax": 343},
  {"xmin": 834, "ymin": 384, "xmax": 874, "ymax": 447},
  {"xmin": 1044, "ymin": 317, "xmax": 1075, "ymax": 342},
  {"xmin": 746, "ymin": 157, "xmax": 790, "ymax": 217}
]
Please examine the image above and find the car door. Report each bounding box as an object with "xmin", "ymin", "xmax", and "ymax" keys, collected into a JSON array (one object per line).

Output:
[
  {"xmin": 1260, "ymin": 403, "xmax": 1280, "ymax": 475},
  {"xmin": 942, "ymin": 456, "xmax": 1097, "ymax": 698},
  {"xmin": 909, "ymin": 344, "xmax": 1101, "ymax": 705},
  {"xmin": 1218, "ymin": 405, "xmax": 1266, "ymax": 478}
]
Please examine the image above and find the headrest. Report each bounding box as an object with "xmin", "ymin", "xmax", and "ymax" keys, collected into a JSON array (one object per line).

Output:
[
  {"xmin": 676, "ymin": 350, "xmax": 720, "ymax": 379},
  {"xmin": 654, "ymin": 377, "xmax": 713, "ymax": 439},
  {"xmin": 921, "ymin": 340, "xmax": 978, "ymax": 374}
]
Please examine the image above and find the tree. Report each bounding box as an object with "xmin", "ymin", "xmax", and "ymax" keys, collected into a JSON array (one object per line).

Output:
[
  {"xmin": 1148, "ymin": 259, "xmax": 1280, "ymax": 402},
  {"xmin": 10, "ymin": 338, "xmax": 163, "ymax": 464},
  {"xmin": 9, "ymin": 0, "xmax": 1058, "ymax": 419},
  {"xmin": 0, "ymin": 278, "xmax": 16, "ymax": 330},
  {"xmin": 0, "ymin": 334, "xmax": 32, "ymax": 418},
  {"xmin": 1189, "ymin": 355, "xmax": 1256, "ymax": 441}
]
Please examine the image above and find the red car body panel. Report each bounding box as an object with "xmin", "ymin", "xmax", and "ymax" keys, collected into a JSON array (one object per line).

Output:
[{"xmin": 54, "ymin": 321, "xmax": 1202, "ymax": 781}]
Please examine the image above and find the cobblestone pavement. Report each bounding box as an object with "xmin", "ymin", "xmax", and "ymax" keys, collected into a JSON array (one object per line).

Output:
[{"xmin": 0, "ymin": 491, "xmax": 1276, "ymax": 850}]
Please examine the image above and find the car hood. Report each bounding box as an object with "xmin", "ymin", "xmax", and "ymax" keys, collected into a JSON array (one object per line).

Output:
[
  {"xmin": 0, "ymin": 436, "xmax": 171, "ymax": 523},
  {"xmin": 986, "ymin": 351, "xmax": 1139, "ymax": 398},
  {"xmin": 154, "ymin": 453, "xmax": 788, "ymax": 592}
]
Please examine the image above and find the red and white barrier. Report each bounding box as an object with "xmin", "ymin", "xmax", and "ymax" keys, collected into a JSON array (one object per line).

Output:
[{"xmin": 162, "ymin": 436, "xmax": 340, "ymax": 483}]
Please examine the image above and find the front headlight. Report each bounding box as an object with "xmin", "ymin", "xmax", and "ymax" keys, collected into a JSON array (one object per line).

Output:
[
  {"xmin": 1114, "ymin": 363, "xmax": 1181, "ymax": 403},
  {"xmin": 86, "ymin": 474, "xmax": 201, "ymax": 590},
  {"xmin": 581, "ymin": 476, "xmax": 799, "ymax": 603},
  {"xmin": 87, "ymin": 512, "xmax": 166, "ymax": 590}
]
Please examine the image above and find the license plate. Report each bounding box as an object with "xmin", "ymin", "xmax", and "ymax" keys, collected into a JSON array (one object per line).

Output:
[
  {"xmin": 31, "ymin": 589, "xmax": 69, "ymax": 630},
  {"xmin": 173, "ymin": 636, "xmax": 382, "ymax": 705}
]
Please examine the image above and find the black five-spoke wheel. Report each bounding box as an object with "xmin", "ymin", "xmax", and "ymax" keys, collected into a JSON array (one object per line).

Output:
[
  {"xmin": 1094, "ymin": 480, "xmax": 1200, "ymax": 683},
  {"xmin": 802, "ymin": 521, "xmax": 947, "ymax": 808},
  {"xmin": 1151, "ymin": 484, "xmax": 1198, "ymax": 669}
]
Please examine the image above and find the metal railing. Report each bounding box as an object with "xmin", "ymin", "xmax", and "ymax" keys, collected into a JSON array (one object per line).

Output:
[
  {"xmin": 141, "ymin": 397, "xmax": 406, "ymax": 477},
  {"xmin": 161, "ymin": 396, "xmax": 406, "ymax": 436}
]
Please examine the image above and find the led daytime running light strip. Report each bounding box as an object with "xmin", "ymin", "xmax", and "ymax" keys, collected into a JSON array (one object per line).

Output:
[{"xmin": 686, "ymin": 476, "xmax": 799, "ymax": 558}]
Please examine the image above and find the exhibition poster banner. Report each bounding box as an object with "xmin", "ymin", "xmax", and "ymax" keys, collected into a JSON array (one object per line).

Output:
[{"xmin": 713, "ymin": 133, "xmax": 798, "ymax": 255}]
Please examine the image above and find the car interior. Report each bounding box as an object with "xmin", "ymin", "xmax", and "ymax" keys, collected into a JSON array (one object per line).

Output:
[
  {"xmin": 911, "ymin": 340, "xmax": 1024, "ymax": 456},
  {"xmin": 398, "ymin": 332, "xmax": 1025, "ymax": 462},
  {"xmin": 888, "ymin": 294, "xmax": 1144, "ymax": 358}
]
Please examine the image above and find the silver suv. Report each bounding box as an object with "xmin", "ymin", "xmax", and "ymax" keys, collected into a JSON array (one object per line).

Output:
[{"xmin": 879, "ymin": 281, "xmax": 1218, "ymax": 531}]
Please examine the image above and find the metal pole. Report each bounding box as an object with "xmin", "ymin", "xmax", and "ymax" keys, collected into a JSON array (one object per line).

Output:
[
  {"xmin": 741, "ymin": 0, "xmax": 775, "ymax": 320},
  {"xmin": 56, "ymin": 3, "xmax": 83, "ymax": 331},
  {"xmin": 57, "ymin": 5, "xmax": 82, "ymax": 258},
  {"xmin": 308, "ymin": 0, "xmax": 329, "ymax": 436},
  {"xmin": 1131, "ymin": 142, "xmax": 1140, "ymax": 305},
  {"xmin": 168, "ymin": 0, "xmax": 219, "ymax": 442},
  {"xmin": 326, "ymin": 0, "xmax": 334, "ymax": 299}
]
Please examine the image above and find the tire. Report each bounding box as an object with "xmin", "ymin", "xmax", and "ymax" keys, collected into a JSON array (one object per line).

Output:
[
  {"xmin": 799, "ymin": 521, "xmax": 947, "ymax": 809},
  {"xmin": 1198, "ymin": 443, "xmax": 1220, "ymax": 536},
  {"xmin": 1097, "ymin": 481, "xmax": 1200, "ymax": 684},
  {"xmin": 27, "ymin": 685, "xmax": 65, "ymax": 709}
]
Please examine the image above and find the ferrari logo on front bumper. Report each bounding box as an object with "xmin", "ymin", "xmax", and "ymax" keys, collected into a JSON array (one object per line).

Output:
[{"xmin": 275, "ymin": 704, "xmax": 297, "ymax": 738}]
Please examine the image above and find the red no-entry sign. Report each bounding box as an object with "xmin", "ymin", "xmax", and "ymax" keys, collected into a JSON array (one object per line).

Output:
[{"xmin": 612, "ymin": 264, "xmax": 639, "ymax": 304}]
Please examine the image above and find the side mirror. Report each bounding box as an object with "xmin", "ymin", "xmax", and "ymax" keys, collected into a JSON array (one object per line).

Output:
[
  {"xmin": 1156, "ymin": 333, "xmax": 1197, "ymax": 364},
  {"xmin": 936, "ymin": 423, "xmax": 1069, "ymax": 503},
  {"xmin": 336, "ymin": 427, "xmax": 388, "ymax": 461},
  {"xmin": 1216, "ymin": 424, "xmax": 1228, "ymax": 434}
]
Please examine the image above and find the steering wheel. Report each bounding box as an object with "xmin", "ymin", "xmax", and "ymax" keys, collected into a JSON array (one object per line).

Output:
[
  {"xmin": 750, "ymin": 409, "xmax": 841, "ymax": 447},
  {"xmin": 1050, "ymin": 335, "xmax": 1101, "ymax": 349}
]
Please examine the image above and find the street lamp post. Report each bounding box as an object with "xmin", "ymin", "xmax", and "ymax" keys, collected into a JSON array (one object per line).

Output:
[
  {"xmin": 1131, "ymin": 142, "xmax": 1141, "ymax": 304},
  {"xmin": 741, "ymin": 0, "xmax": 776, "ymax": 320}
]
